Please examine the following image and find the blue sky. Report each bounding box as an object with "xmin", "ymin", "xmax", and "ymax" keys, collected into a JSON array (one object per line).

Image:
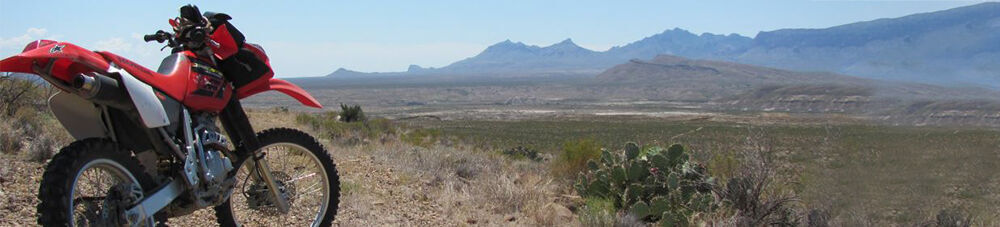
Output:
[{"xmin": 0, "ymin": 0, "xmax": 992, "ymax": 77}]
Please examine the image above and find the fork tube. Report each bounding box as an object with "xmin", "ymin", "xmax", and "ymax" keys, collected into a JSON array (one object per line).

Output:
[
  {"xmin": 217, "ymin": 96, "xmax": 290, "ymax": 212},
  {"xmin": 219, "ymin": 96, "xmax": 260, "ymax": 154}
]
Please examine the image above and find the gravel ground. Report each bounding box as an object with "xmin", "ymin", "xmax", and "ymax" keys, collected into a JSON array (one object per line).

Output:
[
  {"xmin": 1, "ymin": 110, "xmax": 577, "ymax": 226},
  {"xmin": 0, "ymin": 154, "xmax": 45, "ymax": 226},
  {"xmin": 0, "ymin": 151, "xmax": 468, "ymax": 226},
  {"xmin": 1, "ymin": 143, "xmax": 574, "ymax": 226}
]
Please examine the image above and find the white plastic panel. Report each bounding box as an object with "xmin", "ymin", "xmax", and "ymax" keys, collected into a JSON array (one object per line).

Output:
[
  {"xmin": 48, "ymin": 91, "xmax": 107, "ymax": 139},
  {"xmin": 111, "ymin": 66, "xmax": 170, "ymax": 128}
]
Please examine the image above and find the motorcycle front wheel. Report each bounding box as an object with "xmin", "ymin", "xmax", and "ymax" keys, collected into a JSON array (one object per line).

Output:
[{"xmin": 215, "ymin": 128, "xmax": 340, "ymax": 227}]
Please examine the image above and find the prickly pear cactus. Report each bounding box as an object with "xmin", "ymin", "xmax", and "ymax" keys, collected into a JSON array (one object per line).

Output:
[{"xmin": 574, "ymin": 143, "xmax": 717, "ymax": 225}]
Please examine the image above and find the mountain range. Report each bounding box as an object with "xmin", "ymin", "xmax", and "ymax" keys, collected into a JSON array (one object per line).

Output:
[{"xmin": 326, "ymin": 2, "xmax": 1000, "ymax": 88}]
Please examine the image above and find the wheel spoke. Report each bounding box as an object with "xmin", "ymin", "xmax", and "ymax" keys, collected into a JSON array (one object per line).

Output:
[
  {"xmin": 223, "ymin": 140, "xmax": 333, "ymax": 226},
  {"xmin": 70, "ymin": 159, "xmax": 145, "ymax": 226}
]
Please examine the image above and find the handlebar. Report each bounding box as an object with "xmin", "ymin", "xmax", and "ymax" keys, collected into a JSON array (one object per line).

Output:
[
  {"xmin": 143, "ymin": 30, "xmax": 171, "ymax": 43},
  {"xmin": 143, "ymin": 34, "xmax": 159, "ymax": 42},
  {"xmin": 144, "ymin": 5, "xmax": 206, "ymax": 51}
]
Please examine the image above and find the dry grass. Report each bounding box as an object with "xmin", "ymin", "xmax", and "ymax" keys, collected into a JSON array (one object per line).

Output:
[
  {"xmin": 334, "ymin": 134, "xmax": 574, "ymax": 225},
  {"xmin": 0, "ymin": 121, "xmax": 22, "ymax": 154},
  {"xmin": 250, "ymin": 109, "xmax": 578, "ymax": 225}
]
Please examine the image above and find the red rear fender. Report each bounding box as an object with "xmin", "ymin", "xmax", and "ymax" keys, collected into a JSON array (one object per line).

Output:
[
  {"xmin": 238, "ymin": 78, "xmax": 322, "ymax": 108},
  {"xmin": 0, "ymin": 40, "xmax": 110, "ymax": 83}
]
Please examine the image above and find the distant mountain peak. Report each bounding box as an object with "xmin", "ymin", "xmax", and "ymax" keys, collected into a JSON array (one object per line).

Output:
[
  {"xmin": 475, "ymin": 39, "xmax": 542, "ymax": 58},
  {"xmin": 664, "ymin": 27, "xmax": 693, "ymax": 34},
  {"xmin": 407, "ymin": 64, "xmax": 428, "ymax": 73},
  {"xmin": 326, "ymin": 67, "xmax": 368, "ymax": 77},
  {"xmin": 490, "ymin": 39, "xmax": 527, "ymax": 47},
  {"xmin": 546, "ymin": 38, "xmax": 582, "ymax": 48},
  {"xmin": 541, "ymin": 38, "xmax": 596, "ymax": 55}
]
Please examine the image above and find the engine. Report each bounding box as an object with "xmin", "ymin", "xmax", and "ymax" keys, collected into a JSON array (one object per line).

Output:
[{"xmin": 190, "ymin": 113, "xmax": 236, "ymax": 207}]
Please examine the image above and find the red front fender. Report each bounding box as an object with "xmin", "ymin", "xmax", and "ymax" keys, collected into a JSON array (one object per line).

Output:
[{"xmin": 237, "ymin": 78, "xmax": 322, "ymax": 108}]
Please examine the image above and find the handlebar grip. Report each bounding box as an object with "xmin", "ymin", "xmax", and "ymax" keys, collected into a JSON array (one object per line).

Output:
[{"xmin": 144, "ymin": 34, "xmax": 158, "ymax": 42}]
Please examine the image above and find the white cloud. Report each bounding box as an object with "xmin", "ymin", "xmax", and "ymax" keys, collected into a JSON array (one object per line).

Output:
[
  {"xmin": 0, "ymin": 28, "xmax": 49, "ymax": 51},
  {"xmin": 93, "ymin": 38, "xmax": 134, "ymax": 53},
  {"xmin": 91, "ymin": 36, "xmax": 165, "ymax": 69}
]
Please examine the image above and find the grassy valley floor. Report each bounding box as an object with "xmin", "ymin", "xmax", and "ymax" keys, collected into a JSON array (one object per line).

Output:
[{"xmin": 405, "ymin": 114, "xmax": 1000, "ymax": 225}]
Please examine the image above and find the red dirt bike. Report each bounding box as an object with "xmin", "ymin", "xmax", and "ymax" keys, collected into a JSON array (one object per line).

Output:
[{"xmin": 0, "ymin": 5, "xmax": 339, "ymax": 226}]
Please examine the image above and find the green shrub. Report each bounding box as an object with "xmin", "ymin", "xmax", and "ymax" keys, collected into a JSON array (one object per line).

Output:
[
  {"xmin": 28, "ymin": 135, "xmax": 56, "ymax": 162},
  {"xmin": 553, "ymin": 138, "xmax": 602, "ymax": 178},
  {"xmin": 579, "ymin": 197, "xmax": 618, "ymax": 226},
  {"xmin": 500, "ymin": 146, "xmax": 543, "ymax": 162},
  {"xmin": 574, "ymin": 142, "xmax": 717, "ymax": 226},
  {"xmin": 338, "ymin": 103, "xmax": 366, "ymax": 122},
  {"xmin": 364, "ymin": 118, "xmax": 396, "ymax": 138},
  {"xmin": 714, "ymin": 148, "xmax": 798, "ymax": 227},
  {"xmin": 401, "ymin": 128, "xmax": 442, "ymax": 148},
  {"xmin": 0, "ymin": 122, "xmax": 21, "ymax": 154},
  {"xmin": 933, "ymin": 208, "xmax": 972, "ymax": 227},
  {"xmin": 0, "ymin": 75, "xmax": 46, "ymax": 116},
  {"xmin": 296, "ymin": 111, "xmax": 395, "ymax": 142}
]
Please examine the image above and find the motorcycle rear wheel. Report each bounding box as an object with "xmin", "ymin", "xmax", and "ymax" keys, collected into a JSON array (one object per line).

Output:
[
  {"xmin": 37, "ymin": 138, "xmax": 156, "ymax": 227},
  {"xmin": 215, "ymin": 128, "xmax": 340, "ymax": 227}
]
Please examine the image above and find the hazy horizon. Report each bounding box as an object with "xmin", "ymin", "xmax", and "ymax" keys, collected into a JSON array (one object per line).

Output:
[{"xmin": 1, "ymin": 0, "xmax": 993, "ymax": 77}]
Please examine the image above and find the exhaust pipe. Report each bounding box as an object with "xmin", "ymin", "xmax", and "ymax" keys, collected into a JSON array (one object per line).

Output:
[{"xmin": 73, "ymin": 74, "xmax": 132, "ymax": 110}]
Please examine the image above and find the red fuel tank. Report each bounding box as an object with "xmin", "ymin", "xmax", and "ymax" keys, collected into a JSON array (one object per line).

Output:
[{"xmin": 101, "ymin": 51, "xmax": 232, "ymax": 113}]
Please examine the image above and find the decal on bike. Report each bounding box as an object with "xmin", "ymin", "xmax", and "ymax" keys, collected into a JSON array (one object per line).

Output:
[
  {"xmin": 48, "ymin": 44, "xmax": 65, "ymax": 53},
  {"xmin": 191, "ymin": 63, "xmax": 226, "ymax": 98}
]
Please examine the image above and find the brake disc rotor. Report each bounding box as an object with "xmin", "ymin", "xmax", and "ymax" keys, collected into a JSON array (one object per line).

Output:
[{"xmin": 245, "ymin": 171, "xmax": 296, "ymax": 215}]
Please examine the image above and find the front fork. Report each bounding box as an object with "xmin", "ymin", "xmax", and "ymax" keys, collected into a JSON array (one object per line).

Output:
[
  {"xmin": 219, "ymin": 96, "xmax": 290, "ymax": 213},
  {"xmin": 247, "ymin": 153, "xmax": 291, "ymax": 212}
]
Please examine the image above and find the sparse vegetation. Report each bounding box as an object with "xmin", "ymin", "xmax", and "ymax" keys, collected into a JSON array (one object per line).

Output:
[
  {"xmin": 500, "ymin": 146, "xmax": 544, "ymax": 162},
  {"xmin": 0, "ymin": 76, "xmax": 70, "ymax": 161},
  {"xmin": 713, "ymin": 134, "xmax": 799, "ymax": 226},
  {"xmin": 927, "ymin": 208, "xmax": 973, "ymax": 227},
  {"xmin": 552, "ymin": 138, "xmax": 602, "ymax": 178},
  {"xmin": 295, "ymin": 111, "xmax": 395, "ymax": 145},
  {"xmin": 574, "ymin": 142, "xmax": 716, "ymax": 226},
  {"xmin": 0, "ymin": 73, "xmax": 46, "ymax": 116},
  {"xmin": 0, "ymin": 121, "xmax": 22, "ymax": 154},
  {"xmin": 400, "ymin": 128, "xmax": 442, "ymax": 148},
  {"xmin": 411, "ymin": 119, "xmax": 1000, "ymax": 224},
  {"xmin": 578, "ymin": 197, "xmax": 618, "ymax": 226},
  {"xmin": 338, "ymin": 103, "xmax": 366, "ymax": 122},
  {"xmin": 1, "ymin": 73, "xmax": 997, "ymax": 225}
]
